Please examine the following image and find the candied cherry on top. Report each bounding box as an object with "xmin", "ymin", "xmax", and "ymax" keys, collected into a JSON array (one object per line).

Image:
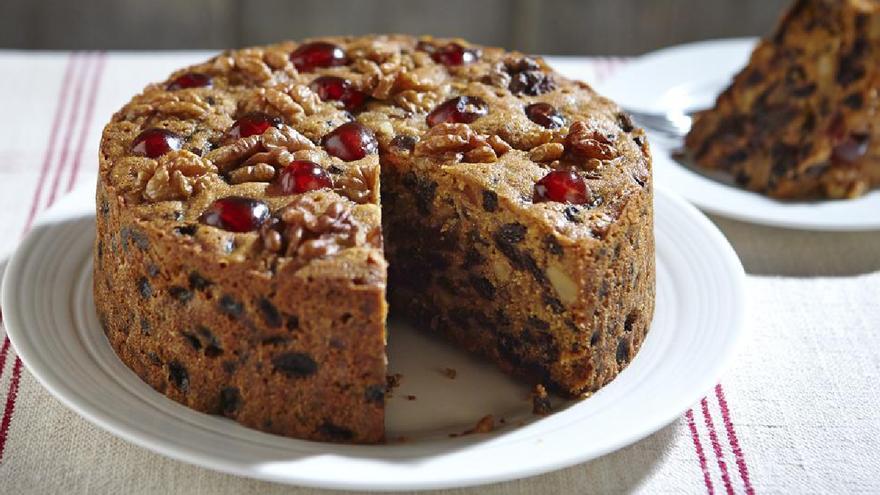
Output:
[
  {"xmin": 276, "ymin": 160, "xmax": 334, "ymax": 194},
  {"xmin": 322, "ymin": 122, "xmax": 378, "ymax": 161},
  {"xmin": 290, "ymin": 42, "xmax": 349, "ymax": 72},
  {"xmin": 199, "ymin": 197, "xmax": 270, "ymax": 233},
  {"xmin": 227, "ymin": 112, "xmax": 282, "ymax": 139},
  {"xmin": 534, "ymin": 170, "xmax": 591, "ymax": 205},
  {"xmin": 167, "ymin": 73, "xmax": 212, "ymax": 90},
  {"xmin": 131, "ymin": 128, "xmax": 182, "ymax": 158},
  {"xmin": 309, "ymin": 76, "xmax": 367, "ymax": 111},
  {"xmin": 429, "ymin": 42, "xmax": 480, "ymax": 66},
  {"xmin": 425, "ymin": 96, "xmax": 488, "ymax": 127}
]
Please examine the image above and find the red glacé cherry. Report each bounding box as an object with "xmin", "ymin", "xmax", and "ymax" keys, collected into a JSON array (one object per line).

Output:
[
  {"xmin": 426, "ymin": 96, "xmax": 488, "ymax": 127},
  {"xmin": 534, "ymin": 170, "xmax": 590, "ymax": 204},
  {"xmin": 309, "ymin": 76, "xmax": 367, "ymax": 111},
  {"xmin": 290, "ymin": 42, "xmax": 349, "ymax": 72},
  {"xmin": 167, "ymin": 73, "xmax": 212, "ymax": 90},
  {"xmin": 199, "ymin": 197, "xmax": 270, "ymax": 232},
  {"xmin": 431, "ymin": 43, "xmax": 480, "ymax": 66},
  {"xmin": 322, "ymin": 122, "xmax": 378, "ymax": 161},
  {"xmin": 131, "ymin": 128, "xmax": 182, "ymax": 158},
  {"xmin": 276, "ymin": 160, "xmax": 334, "ymax": 194},
  {"xmin": 228, "ymin": 112, "xmax": 282, "ymax": 139},
  {"xmin": 525, "ymin": 102, "xmax": 565, "ymax": 129}
]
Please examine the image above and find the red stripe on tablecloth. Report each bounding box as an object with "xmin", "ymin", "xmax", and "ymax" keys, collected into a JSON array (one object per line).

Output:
[
  {"xmin": 45, "ymin": 52, "xmax": 93, "ymax": 207},
  {"xmin": 67, "ymin": 52, "xmax": 106, "ymax": 193},
  {"xmin": 0, "ymin": 52, "xmax": 96, "ymax": 463},
  {"xmin": 686, "ymin": 408, "xmax": 715, "ymax": 495},
  {"xmin": 716, "ymin": 384, "xmax": 755, "ymax": 495},
  {"xmin": 1, "ymin": 52, "xmax": 81, "ymax": 380},
  {"xmin": 701, "ymin": 397, "xmax": 735, "ymax": 494},
  {"xmin": 22, "ymin": 53, "xmax": 80, "ymax": 233},
  {"xmin": 0, "ymin": 337, "xmax": 9, "ymax": 381},
  {"xmin": 0, "ymin": 359, "xmax": 23, "ymax": 461}
]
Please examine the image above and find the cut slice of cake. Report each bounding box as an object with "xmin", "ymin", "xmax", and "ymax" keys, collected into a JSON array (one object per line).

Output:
[
  {"xmin": 95, "ymin": 35, "xmax": 655, "ymax": 443},
  {"xmin": 685, "ymin": 0, "xmax": 880, "ymax": 199}
]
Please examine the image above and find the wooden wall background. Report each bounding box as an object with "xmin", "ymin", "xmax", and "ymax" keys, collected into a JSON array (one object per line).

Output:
[{"xmin": 0, "ymin": 0, "xmax": 791, "ymax": 55}]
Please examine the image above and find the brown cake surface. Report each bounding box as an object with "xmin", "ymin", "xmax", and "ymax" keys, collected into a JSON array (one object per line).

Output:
[
  {"xmin": 685, "ymin": 0, "xmax": 880, "ymax": 199},
  {"xmin": 95, "ymin": 35, "xmax": 655, "ymax": 444}
]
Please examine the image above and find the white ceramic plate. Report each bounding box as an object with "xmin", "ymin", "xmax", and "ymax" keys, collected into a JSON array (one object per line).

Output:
[
  {"xmin": 596, "ymin": 38, "xmax": 880, "ymax": 231},
  {"xmin": 3, "ymin": 185, "xmax": 745, "ymax": 491}
]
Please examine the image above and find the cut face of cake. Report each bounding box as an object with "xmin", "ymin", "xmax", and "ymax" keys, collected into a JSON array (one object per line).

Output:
[
  {"xmin": 685, "ymin": 0, "xmax": 880, "ymax": 199},
  {"xmin": 95, "ymin": 35, "xmax": 655, "ymax": 443}
]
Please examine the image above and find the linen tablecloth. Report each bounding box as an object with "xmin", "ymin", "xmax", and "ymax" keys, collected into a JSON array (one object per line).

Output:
[{"xmin": 0, "ymin": 51, "xmax": 878, "ymax": 494}]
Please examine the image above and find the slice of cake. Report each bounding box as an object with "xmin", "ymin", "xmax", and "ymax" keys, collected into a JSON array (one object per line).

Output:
[
  {"xmin": 95, "ymin": 35, "xmax": 655, "ymax": 443},
  {"xmin": 685, "ymin": 0, "xmax": 880, "ymax": 199}
]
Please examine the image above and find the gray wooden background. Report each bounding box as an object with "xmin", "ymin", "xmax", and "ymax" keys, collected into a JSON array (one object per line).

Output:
[{"xmin": 1, "ymin": 0, "xmax": 790, "ymax": 54}]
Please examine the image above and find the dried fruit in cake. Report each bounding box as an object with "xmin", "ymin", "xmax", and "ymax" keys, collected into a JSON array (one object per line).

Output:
[{"xmin": 685, "ymin": 0, "xmax": 880, "ymax": 199}]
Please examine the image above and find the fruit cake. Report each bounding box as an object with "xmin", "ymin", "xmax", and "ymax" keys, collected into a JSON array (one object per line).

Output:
[
  {"xmin": 95, "ymin": 35, "xmax": 655, "ymax": 444},
  {"xmin": 685, "ymin": 0, "xmax": 880, "ymax": 199}
]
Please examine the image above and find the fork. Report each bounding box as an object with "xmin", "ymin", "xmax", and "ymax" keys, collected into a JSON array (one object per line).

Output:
[{"xmin": 621, "ymin": 107, "xmax": 704, "ymax": 141}]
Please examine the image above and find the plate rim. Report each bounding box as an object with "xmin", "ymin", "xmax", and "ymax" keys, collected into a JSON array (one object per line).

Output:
[
  {"xmin": 598, "ymin": 37, "xmax": 880, "ymax": 232},
  {"xmin": 2, "ymin": 185, "xmax": 747, "ymax": 491}
]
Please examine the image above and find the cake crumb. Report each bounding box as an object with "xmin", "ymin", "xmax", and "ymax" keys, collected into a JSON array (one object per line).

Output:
[
  {"xmin": 386, "ymin": 373, "xmax": 402, "ymax": 391},
  {"xmin": 448, "ymin": 415, "xmax": 497, "ymax": 438},
  {"xmin": 441, "ymin": 367, "xmax": 457, "ymax": 379},
  {"xmin": 406, "ymin": 394, "xmax": 417, "ymax": 401},
  {"xmin": 532, "ymin": 384, "xmax": 552, "ymax": 415}
]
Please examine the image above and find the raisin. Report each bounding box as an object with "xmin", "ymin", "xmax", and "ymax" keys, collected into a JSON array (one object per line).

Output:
[
  {"xmin": 200, "ymin": 327, "xmax": 223, "ymax": 357},
  {"xmin": 462, "ymin": 249, "xmax": 485, "ymax": 270},
  {"xmin": 140, "ymin": 317, "xmax": 151, "ymax": 335},
  {"xmin": 482, "ymin": 190, "xmax": 499, "ymax": 212},
  {"xmin": 258, "ymin": 298, "xmax": 282, "ymax": 328},
  {"xmin": 168, "ymin": 361, "xmax": 189, "ymax": 392},
  {"xmin": 624, "ymin": 311, "xmax": 639, "ymax": 332},
  {"xmin": 843, "ymin": 93, "xmax": 864, "ymax": 109},
  {"xmin": 182, "ymin": 331, "xmax": 202, "ymax": 350},
  {"xmin": 402, "ymin": 171, "xmax": 437, "ymax": 214},
  {"xmin": 146, "ymin": 264, "xmax": 160, "ymax": 277},
  {"xmin": 169, "ymin": 286, "xmax": 193, "ymax": 304},
  {"xmin": 509, "ymin": 70, "xmax": 556, "ymax": 96},
  {"xmin": 527, "ymin": 316, "xmax": 551, "ymax": 331},
  {"xmin": 218, "ymin": 295, "xmax": 243, "ymax": 319},
  {"xmin": 286, "ymin": 315, "xmax": 300, "ymax": 330},
  {"xmin": 147, "ymin": 352, "xmax": 161, "ymax": 366},
  {"xmin": 590, "ymin": 330, "xmax": 601, "ymax": 347},
  {"xmin": 317, "ymin": 422, "xmax": 354, "ymax": 442},
  {"xmin": 390, "ymin": 135, "xmax": 418, "ymax": 152},
  {"xmin": 174, "ymin": 224, "xmax": 198, "ymax": 236},
  {"xmin": 219, "ymin": 387, "xmax": 241, "ymax": 416},
  {"xmin": 469, "ymin": 275, "xmax": 496, "ymax": 300},
  {"xmin": 272, "ymin": 352, "xmax": 318, "ymax": 378},
  {"xmin": 120, "ymin": 227, "xmax": 148, "ymax": 252},
  {"xmin": 496, "ymin": 223, "xmax": 527, "ymax": 244},
  {"xmin": 617, "ymin": 112, "xmax": 635, "ymax": 133},
  {"xmin": 189, "ymin": 271, "xmax": 212, "ymax": 290},
  {"xmin": 365, "ymin": 385, "xmax": 385, "ymax": 404},
  {"xmin": 546, "ymin": 235, "xmax": 563, "ymax": 256},
  {"xmin": 543, "ymin": 293, "xmax": 565, "ymax": 314},
  {"xmin": 616, "ymin": 338, "xmax": 630, "ymax": 365},
  {"xmin": 563, "ymin": 206, "xmax": 582, "ymax": 223},
  {"xmin": 137, "ymin": 277, "xmax": 152, "ymax": 299}
]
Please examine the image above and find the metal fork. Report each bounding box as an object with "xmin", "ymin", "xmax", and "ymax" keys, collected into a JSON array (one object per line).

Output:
[{"xmin": 621, "ymin": 107, "xmax": 704, "ymax": 141}]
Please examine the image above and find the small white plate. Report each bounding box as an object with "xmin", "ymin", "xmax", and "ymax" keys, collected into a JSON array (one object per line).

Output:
[
  {"xmin": 2, "ymin": 185, "xmax": 745, "ymax": 491},
  {"xmin": 597, "ymin": 38, "xmax": 880, "ymax": 231}
]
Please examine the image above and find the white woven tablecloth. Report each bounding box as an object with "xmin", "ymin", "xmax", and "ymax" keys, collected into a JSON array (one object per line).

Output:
[{"xmin": 0, "ymin": 51, "xmax": 878, "ymax": 494}]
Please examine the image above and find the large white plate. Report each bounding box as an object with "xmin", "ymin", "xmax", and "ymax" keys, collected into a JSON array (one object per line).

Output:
[
  {"xmin": 597, "ymin": 38, "xmax": 880, "ymax": 231},
  {"xmin": 2, "ymin": 185, "xmax": 745, "ymax": 491}
]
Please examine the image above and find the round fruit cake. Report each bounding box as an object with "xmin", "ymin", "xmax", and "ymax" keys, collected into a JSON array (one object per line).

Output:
[{"xmin": 95, "ymin": 35, "xmax": 655, "ymax": 443}]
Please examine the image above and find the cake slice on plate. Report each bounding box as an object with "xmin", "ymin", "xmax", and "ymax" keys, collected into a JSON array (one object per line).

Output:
[{"xmin": 686, "ymin": 0, "xmax": 880, "ymax": 199}]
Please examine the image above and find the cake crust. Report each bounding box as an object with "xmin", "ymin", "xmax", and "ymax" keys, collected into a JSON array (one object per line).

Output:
[{"xmin": 95, "ymin": 35, "xmax": 655, "ymax": 443}]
